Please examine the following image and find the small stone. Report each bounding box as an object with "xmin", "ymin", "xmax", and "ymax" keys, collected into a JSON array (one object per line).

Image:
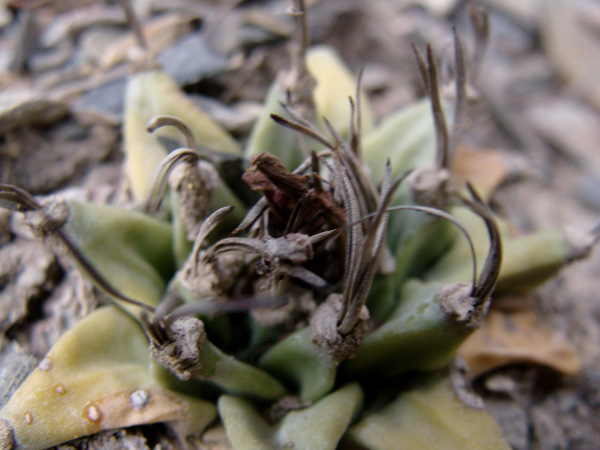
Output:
[
  {"xmin": 129, "ymin": 390, "xmax": 150, "ymax": 410},
  {"xmin": 159, "ymin": 32, "xmax": 228, "ymax": 86},
  {"xmin": 0, "ymin": 94, "xmax": 68, "ymax": 134},
  {"xmin": 484, "ymin": 374, "xmax": 518, "ymax": 394},
  {"xmin": 23, "ymin": 412, "xmax": 32, "ymax": 425},
  {"xmin": 38, "ymin": 357, "xmax": 52, "ymax": 371},
  {"xmin": 54, "ymin": 384, "xmax": 66, "ymax": 395}
]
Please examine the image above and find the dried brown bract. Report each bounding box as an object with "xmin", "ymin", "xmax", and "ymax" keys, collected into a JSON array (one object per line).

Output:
[{"xmin": 148, "ymin": 315, "xmax": 207, "ymax": 381}]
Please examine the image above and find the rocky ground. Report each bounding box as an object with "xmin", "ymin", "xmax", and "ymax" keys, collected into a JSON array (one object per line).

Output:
[{"xmin": 1, "ymin": 0, "xmax": 600, "ymax": 448}]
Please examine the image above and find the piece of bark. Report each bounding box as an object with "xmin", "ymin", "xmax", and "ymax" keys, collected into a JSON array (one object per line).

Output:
[{"xmin": 0, "ymin": 239, "xmax": 61, "ymax": 334}]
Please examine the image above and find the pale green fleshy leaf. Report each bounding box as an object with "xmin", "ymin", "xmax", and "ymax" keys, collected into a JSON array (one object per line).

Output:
[
  {"xmin": 306, "ymin": 45, "xmax": 374, "ymax": 138},
  {"xmin": 362, "ymin": 98, "xmax": 437, "ymax": 184},
  {"xmin": 362, "ymin": 97, "xmax": 453, "ymax": 269},
  {"xmin": 219, "ymin": 383, "xmax": 363, "ymax": 450},
  {"xmin": 244, "ymin": 81, "xmax": 305, "ymax": 170},
  {"xmin": 197, "ymin": 340, "xmax": 289, "ymax": 401},
  {"xmin": 342, "ymin": 279, "xmax": 471, "ymax": 377},
  {"xmin": 67, "ymin": 201, "xmax": 175, "ymax": 307},
  {"xmin": 341, "ymin": 374, "xmax": 509, "ymax": 450},
  {"xmin": 259, "ymin": 327, "xmax": 337, "ymax": 403},
  {"xmin": 425, "ymin": 206, "xmax": 572, "ymax": 294},
  {"xmin": 391, "ymin": 214, "xmax": 453, "ymax": 286}
]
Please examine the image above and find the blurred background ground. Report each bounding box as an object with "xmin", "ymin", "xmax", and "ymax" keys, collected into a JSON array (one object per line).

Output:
[{"xmin": 1, "ymin": 0, "xmax": 600, "ymax": 448}]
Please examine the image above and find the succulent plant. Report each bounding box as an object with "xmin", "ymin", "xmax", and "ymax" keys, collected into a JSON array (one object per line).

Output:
[{"xmin": 0, "ymin": 3, "xmax": 597, "ymax": 450}]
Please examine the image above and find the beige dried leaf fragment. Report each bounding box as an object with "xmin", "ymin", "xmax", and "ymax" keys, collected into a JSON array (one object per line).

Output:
[
  {"xmin": 459, "ymin": 307, "xmax": 581, "ymax": 378},
  {"xmin": 451, "ymin": 145, "xmax": 510, "ymax": 201}
]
